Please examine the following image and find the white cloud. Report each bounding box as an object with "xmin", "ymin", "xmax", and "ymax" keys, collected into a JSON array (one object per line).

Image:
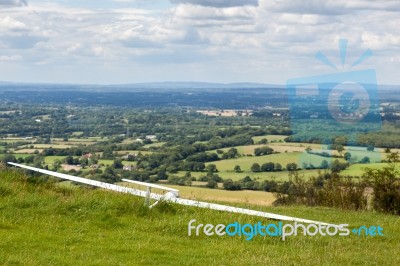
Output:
[
  {"xmin": 0, "ymin": 16, "xmax": 28, "ymax": 31},
  {"xmin": 0, "ymin": 54, "xmax": 22, "ymax": 61},
  {"xmin": 170, "ymin": 0, "xmax": 258, "ymax": 8},
  {"xmin": 0, "ymin": 0, "xmax": 400, "ymax": 84},
  {"xmin": 0, "ymin": 0, "xmax": 27, "ymax": 6},
  {"xmin": 269, "ymin": 0, "xmax": 400, "ymax": 15}
]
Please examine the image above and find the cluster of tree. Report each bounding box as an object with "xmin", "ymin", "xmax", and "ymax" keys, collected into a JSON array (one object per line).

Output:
[
  {"xmin": 218, "ymin": 148, "xmax": 240, "ymax": 159},
  {"xmin": 307, "ymin": 150, "xmax": 341, "ymax": 159},
  {"xmin": 301, "ymin": 159, "xmax": 350, "ymax": 172},
  {"xmin": 221, "ymin": 176, "xmax": 291, "ymax": 192},
  {"xmin": 0, "ymin": 154, "xmax": 44, "ymax": 168},
  {"xmin": 254, "ymin": 146, "xmax": 274, "ymax": 156},
  {"xmin": 223, "ymin": 179, "xmax": 242, "ymax": 190},
  {"xmin": 198, "ymin": 172, "xmax": 223, "ymax": 183},
  {"xmin": 206, "ymin": 134, "xmax": 254, "ymax": 150},
  {"xmin": 358, "ymin": 131, "xmax": 400, "ymax": 149},
  {"xmin": 330, "ymin": 159, "xmax": 350, "ymax": 173},
  {"xmin": 250, "ymin": 162, "xmax": 283, "ymax": 172},
  {"xmin": 186, "ymin": 152, "xmax": 219, "ymax": 163},
  {"xmin": 179, "ymin": 161, "xmax": 206, "ymax": 172},
  {"xmin": 168, "ymin": 172, "xmax": 193, "ymax": 186}
]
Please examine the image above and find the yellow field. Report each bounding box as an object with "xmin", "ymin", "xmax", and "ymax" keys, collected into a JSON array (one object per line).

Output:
[
  {"xmin": 29, "ymin": 144, "xmax": 73, "ymax": 149},
  {"xmin": 52, "ymin": 141, "xmax": 96, "ymax": 146},
  {"xmin": 114, "ymin": 150, "xmax": 153, "ymax": 155},
  {"xmin": 121, "ymin": 181, "xmax": 276, "ymax": 206},
  {"xmin": 12, "ymin": 149, "xmax": 44, "ymax": 154}
]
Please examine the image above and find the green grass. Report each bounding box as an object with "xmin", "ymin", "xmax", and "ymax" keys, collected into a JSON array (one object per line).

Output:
[
  {"xmin": 98, "ymin": 159, "xmax": 115, "ymax": 166},
  {"xmin": 44, "ymin": 156, "xmax": 66, "ymax": 164},
  {"xmin": 1, "ymin": 168, "xmax": 400, "ymax": 265}
]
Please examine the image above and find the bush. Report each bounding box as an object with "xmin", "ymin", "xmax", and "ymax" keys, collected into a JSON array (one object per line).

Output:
[
  {"xmin": 251, "ymin": 163, "xmax": 260, "ymax": 172},
  {"xmin": 254, "ymin": 146, "xmax": 274, "ymax": 156},
  {"xmin": 274, "ymin": 171, "xmax": 368, "ymax": 211},
  {"xmin": 261, "ymin": 162, "xmax": 275, "ymax": 172},
  {"xmin": 286, "ymin": 163, "xmax": 297, "ymax": 171},
  {"xmin": 359, "ymin": 157, "xmax": 370, "ymax": 164},
  {"xmin": 363, "ymin": 153, "xmax": 400, "ymax": 215},
  {"xmin": 223, "ymin": 179, "xmax": 242, "ymax": 191},
  {"xmin": 168, "ymin": 175, "xmax": 192, "ymax": 186},
  {"xmin": 261, "ymin": 180, "xmax": 278, "ymax": 192},
  {"xmin": 206, "ymin": 180, "xmax": 218, "ymax": 189}
]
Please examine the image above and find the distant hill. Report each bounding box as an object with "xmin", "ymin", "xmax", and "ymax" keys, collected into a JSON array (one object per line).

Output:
[
  {"xmin": 0, "ymin": 81, "xmax": 284, "ymax": 92},
  {"xmin": 0, "ymin": 80, "xmax": 398, "ymax": 91}
]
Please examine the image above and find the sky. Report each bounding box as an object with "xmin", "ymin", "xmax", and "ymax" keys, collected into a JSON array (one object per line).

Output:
[{"xmin": 0, "ymin": 0, "xmax": 400, "ymax": 85}]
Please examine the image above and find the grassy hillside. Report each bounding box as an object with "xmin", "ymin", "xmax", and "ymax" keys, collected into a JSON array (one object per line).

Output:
[{"xmin": 1, "ymin": 168, "xmax": 400, "ymax": 265}]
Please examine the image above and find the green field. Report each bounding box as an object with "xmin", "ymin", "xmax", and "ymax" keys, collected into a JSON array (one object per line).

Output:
[
  {"xmin": 178, "ymin": 169, "xmax": 322, "ymax": 182},
  {"xmin": 1, "ymin": 168, "xmax": 399, "ymax": 265},
  {"xmin": 24, "ymin": 144, "xmax": 73, "ymax": 149},
  {"xmin": 114, "ymin": 150, "xmax": 153, "ymax": 155},
  {"xmin": 11, "ymin": 149, "xmax": 43, "ymax": 154},
  {"xmin": 0, "ymin": 153, "xmax": 32, "ymax": 159},
  {"xmin": 208, "ymin": 152, "xmax": 343, "ymax": 172},
  {"xmin": 252, "ymin": 134, "xmax": 288, "ymax": 143},
  {"xmin": 0, "ymin": 139, "xmax": 32, "ymax": 144},
  {"xmin": 202, "ymin": 142, "xmax": 385, "ymax": 182},
  {"xmin": 345, "ymin": 148, "xmax": 382, "ymax": 163},
  {"xmin": 143, "ymin": 142, "xmax": 167, "ymax": 149},
  {"xmin": 44, "ymin": 156, "xmax": 66, "ymax": 164},
  {"xmin": 342, "ymin": 163, "xmax": 400, "ymax": 176},
  {"xmin": 98, "ymin": 159, "xmax": 115, "ymax": 166}
]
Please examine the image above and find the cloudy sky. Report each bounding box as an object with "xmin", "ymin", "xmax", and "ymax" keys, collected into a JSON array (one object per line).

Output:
[{"xmin": 0, "ymin": 0, "xmax": 399, "ymax": 84}]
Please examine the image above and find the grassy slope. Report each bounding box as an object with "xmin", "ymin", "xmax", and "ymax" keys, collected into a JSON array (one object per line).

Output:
[{"xmin": 1, "ymin": 168, "xmax": 400, "ymax": 265}]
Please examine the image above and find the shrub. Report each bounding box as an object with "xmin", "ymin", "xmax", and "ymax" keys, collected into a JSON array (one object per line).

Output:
[
  {"xmin": 363, "ymin": 152, "xmax": 400, "ymax": 215},
  {"xmin": 223, "ymin": 179, "xmax": 242, "ymax": 191},
  {"xmin": 206, "ymin": 180, "xmax": 218, "ymax": 189}
]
